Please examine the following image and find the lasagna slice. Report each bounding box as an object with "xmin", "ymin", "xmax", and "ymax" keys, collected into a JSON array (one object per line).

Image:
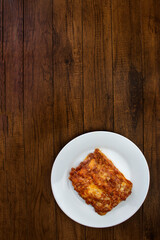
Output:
[{"xmin": 69, "ymin": 148, "xmax": 132, "ymax": 215}]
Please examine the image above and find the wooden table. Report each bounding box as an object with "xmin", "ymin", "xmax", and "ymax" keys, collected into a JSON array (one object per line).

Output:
[{"xmin": 0, "ymin": 0, "xmax": 159, "ymax": 239}]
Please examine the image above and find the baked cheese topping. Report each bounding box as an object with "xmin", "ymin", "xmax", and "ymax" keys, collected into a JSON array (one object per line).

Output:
[{"xmin": 69, "ymin": 148, "xmax": 132, "ymax": 215}]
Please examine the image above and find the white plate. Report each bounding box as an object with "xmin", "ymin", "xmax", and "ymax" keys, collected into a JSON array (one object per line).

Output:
[{"xmin": 51, "ymin": 131, "xmax": 150, "ymax": 228}]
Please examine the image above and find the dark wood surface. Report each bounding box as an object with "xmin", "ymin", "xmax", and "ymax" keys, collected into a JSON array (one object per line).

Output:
[{"xmin": 0, "ymin": 0, "xmax": 159, "ymax": 239}]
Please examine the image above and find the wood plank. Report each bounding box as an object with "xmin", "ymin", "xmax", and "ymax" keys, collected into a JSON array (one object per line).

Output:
[
  {"xmin": 83, "ymin": 0, "xmax": 113, "ymax": 239},
  {"xmin": 141, "ymin": 0, "xmax": 160, "ymax": 239},
  {"xmin": 0, "ymin": 0, "xmax": 5, "ymax": 171},
  {"xmin": 0, "ymin": 0, "xmax": 2, "ymax": 60},
  {"xmin": 0, "ymin": 2, "xmax": 8, "ymax": 239},
  {"xmin": 24, "ymin": 0, "xmax": 56, "ymax": 239},
  {"xmin": 3, "ymin": 0, "xmax": 27, "ymax": 239},
  {"xmin": 0, "ymin": 61, "xmax": 5, "ymax": 170},
  {"xmin": 112, "ymin": 0, "xmax": 143, "ymax": 239},
  {"xmin": 53, "ymin": 0, "xmax": 85, "ymax": 239},
  {"xmin": 0, "ymin": 170, "xmax": 10, "ymax": 240},
  {"xmin": 83, "ymin": 0, "xmax": 113, "ymax": 132}
]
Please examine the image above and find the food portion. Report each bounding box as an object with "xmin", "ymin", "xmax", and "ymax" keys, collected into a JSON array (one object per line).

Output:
[{"xmin": 69, "ymin": 148, "xmax": 132, "ymax": 215}]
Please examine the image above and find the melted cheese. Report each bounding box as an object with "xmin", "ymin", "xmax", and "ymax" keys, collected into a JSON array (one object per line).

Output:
[{"xmin": 69, "ymin": 149, "xmax": 132, "ymax": 215}]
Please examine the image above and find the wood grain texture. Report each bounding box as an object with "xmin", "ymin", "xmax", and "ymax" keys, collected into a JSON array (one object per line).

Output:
[
  {"xmin": 24, "ymin": 0, "xmax": 55, "ymax": 239},
  {"xmin": 83, "ymin": 0, "xmax": 113, "ymax": 132},
  {"xmin": 112, "ymin": 0, "xmax": 143, "ymax": 240},
  {"xmin": 0, "ymin": 0, "xmax": 5, "ymax": 171},
  {"xmin": 0, "ymin": 1, "xmax": 7, "ymax": 238},
  {"xmin": 53, "ymin": 0, "xmax": 84, "ymax": 239},
  {"xmin": 0, "ymin": 58, "xmax": 5, "ymax": 170},
  {"xmin": 141, "ymin": 0, "xmax": 160, "ymax": 239},
  {"xmin": 2, "ymin": 0, "xmax": 27, "ymax": 239},
  {"xmin": 0, "ymin": 0, "xmax": 2, "ymax": 60},
  {"xmin": 0, "ymin": 0, "xmax": 159, "ymax": 239}
]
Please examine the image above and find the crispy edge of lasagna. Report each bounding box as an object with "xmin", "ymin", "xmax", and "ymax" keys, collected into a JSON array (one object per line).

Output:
[{"xmin": 69, "ymin": 148, "xmax": 132, "ymax": 215}]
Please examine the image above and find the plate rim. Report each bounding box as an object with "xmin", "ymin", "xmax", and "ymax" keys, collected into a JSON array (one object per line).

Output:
[{"xmin": 51, "ymin": 131, "xmax": 150, "ymax": 228}]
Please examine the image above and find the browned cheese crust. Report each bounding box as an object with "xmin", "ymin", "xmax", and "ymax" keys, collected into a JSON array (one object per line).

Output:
[{"xmin": 69, "ymin": 148, "xmax": 132, "ymax": 215}]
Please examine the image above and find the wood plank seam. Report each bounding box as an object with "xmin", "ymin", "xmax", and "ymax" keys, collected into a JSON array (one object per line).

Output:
[
  {"xmin": 139, "ymin": 2, "xmax": 144, "ymax": 239},
  {"xmin": 52, "ymin": 0, "xmax": 57, "ymax": 239},
  {"xmin": 0, "ymin": 0, "xmax": 6, "ymax": 171},
  {"xmin": 81, "ymin": 1, "xmax": 86, "ymax": 239},
  {"xmin": 22, "ymin": 0, "xmax": 28, "ymax": 238}
]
